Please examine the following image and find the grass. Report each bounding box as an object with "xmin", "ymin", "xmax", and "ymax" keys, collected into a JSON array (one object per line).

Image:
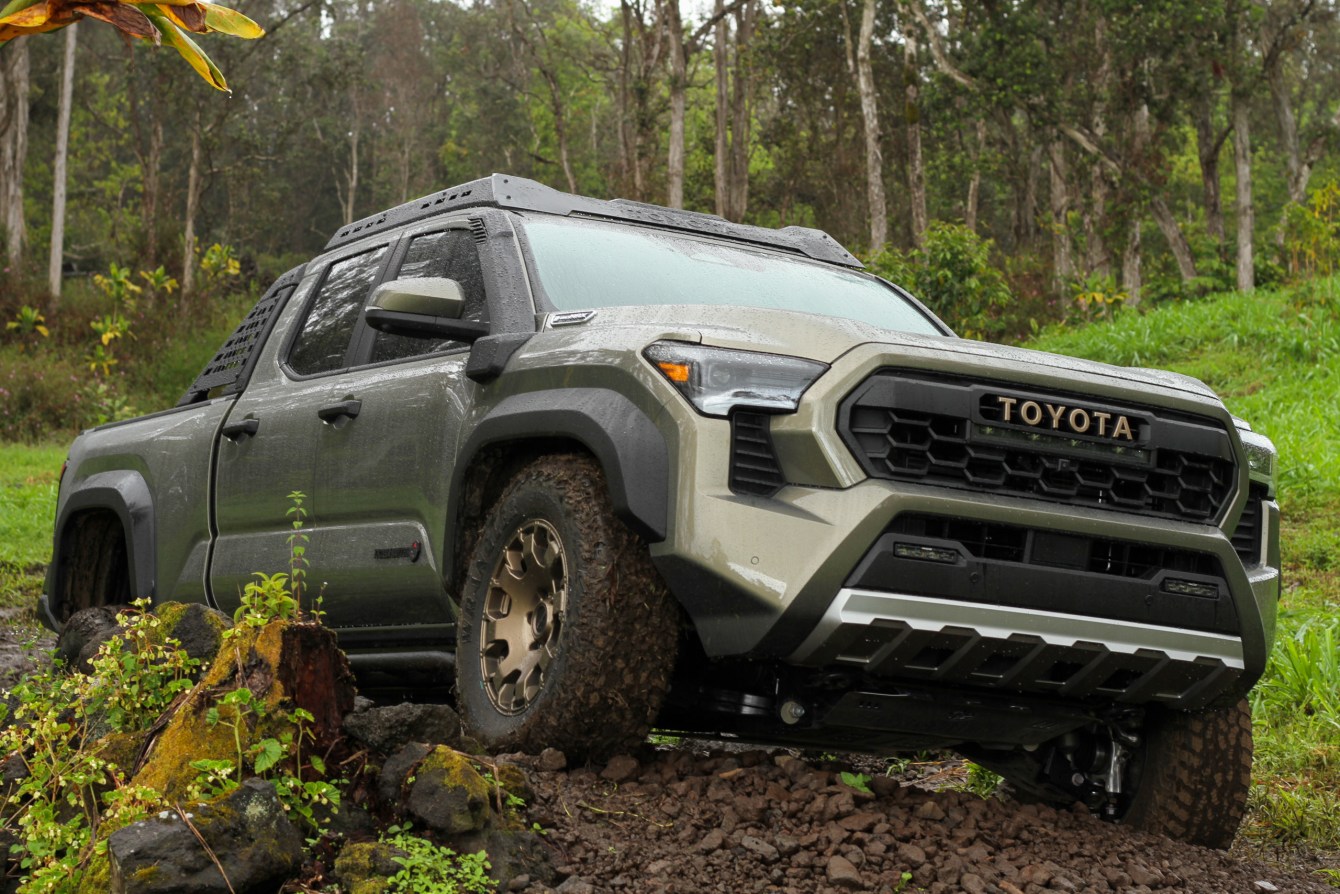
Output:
[
  {"xmin": 1030, "ymin": 276, "xmax": 1340, "ymax": 851},
  {"xmin": 0, "ymin": 443, "xmax": 65, "ymax": 609}
]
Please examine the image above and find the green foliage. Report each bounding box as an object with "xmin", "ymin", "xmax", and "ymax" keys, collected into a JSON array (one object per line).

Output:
[
  {"xmin": 1280, "ymin": 181, "xmax": 1340, "ymax": 280},
  {"xmin": 0, "ymin": 349, "xmax": 104, "ymax": 442},
  {"xmin": 0, "ymin": 601, "xmax": 196, "ymax": 891},
  {"xmin": 867, "ymin": 223, "xmax": 1014, "ymax": 340},
  {"xmin": 960, "ymin": 762, "xmax": 1003, "ymax": 799},
  {"xmin": 231, "ymin": 572, "xmax": 300, "ymax": 629},
  {"xmin": 5, "ymin": 306, "xmax": 49, "ymax": 344},
  {"xmin": 1067, "ymin": 273, "xmax": 1127, "ymax": 325},
  {"xmin": 838, "ymin": 771, "xmax": 872, "ymax": 794},
  {"xmin": 381, "ymin": 825, "xmax": 496, "ymax": 894}
]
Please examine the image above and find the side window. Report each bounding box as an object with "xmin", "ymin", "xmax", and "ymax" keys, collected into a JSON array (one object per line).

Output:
[
  {"xmin": 370, "ymin": 229, "xmax": 489, "ymax": 364},
  {"xmin": 288, "ymin": 246, "xmax": 388, "ymax": 376}
]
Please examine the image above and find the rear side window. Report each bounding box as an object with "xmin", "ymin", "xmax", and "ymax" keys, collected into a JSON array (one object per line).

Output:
[
  {"xmin": 370, "ymin": 229, "xmax": 489, "ymax": 364},
  {"xmin": 289, "ymin": 246, "xmax": 388, "ymax": 376}
]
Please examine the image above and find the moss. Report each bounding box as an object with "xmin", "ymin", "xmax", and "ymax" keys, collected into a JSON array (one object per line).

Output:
[
  {"xmin": 334, "ymin": 840, "xmax": 407, "ymax": 894},
  {"xmin": 75, "ymin": 851, "xmax": 111, "ymax": 894},
  {"xmin": 132, "ymin": 623, "xmax": 297, "ymax": 801}
]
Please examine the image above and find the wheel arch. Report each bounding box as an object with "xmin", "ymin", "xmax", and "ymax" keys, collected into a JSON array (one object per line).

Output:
[
  {"xmin": 445, "ymin": 388, "xmax": 669, "ymax": 591},
  {"xmin": 48, "ymin": 471, "xmax": 156, "ymax": 621}
]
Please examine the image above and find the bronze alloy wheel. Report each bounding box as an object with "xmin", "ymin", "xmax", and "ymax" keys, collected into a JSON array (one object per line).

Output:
[{"xmin": 479, "ymin": 518, "xmax": 568, "ymax": 715}]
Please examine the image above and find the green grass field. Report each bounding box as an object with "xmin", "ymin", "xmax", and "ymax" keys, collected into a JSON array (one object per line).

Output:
[
  {"xmin": 0, "ymin": 278, "xmax": 1337, "ymax": 850},
  {"xmin": 0, "ymin": 444, "xmax": 65, "ymax": 607}
]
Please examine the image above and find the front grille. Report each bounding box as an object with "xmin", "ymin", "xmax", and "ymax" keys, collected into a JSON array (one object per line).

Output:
[
  {"xmin": 840, "ymin": 373, "xmax": 1237, "ymax": 524},
  {"xmin": 1231, "ymin": 484, "xmax": 1267, "ymax": 565},
  {"xmin": 729, "ymin": 412, "xmax": 786, "ymax": 497}
]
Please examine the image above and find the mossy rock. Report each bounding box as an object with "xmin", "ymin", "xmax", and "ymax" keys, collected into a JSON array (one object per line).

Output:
[
  {"xmin": 133, "ymin": 621, "xmax": 355, "ymax": 801},
  {"xmin": 406, "ymin": 747, "xmax": 493, "ymax": 835},
  {"xmin": 333, "ymin": 840, "xmax": 409, "ymax": 894},
  {"xmin": 152, "ymin": 602, "xmax": 232, "ymax": 667}
]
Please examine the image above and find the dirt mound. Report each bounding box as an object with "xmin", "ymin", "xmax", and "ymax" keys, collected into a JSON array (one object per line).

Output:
[{"xmin": 512, "ymin": 747, "xmax": 1337, "ymax": 894}]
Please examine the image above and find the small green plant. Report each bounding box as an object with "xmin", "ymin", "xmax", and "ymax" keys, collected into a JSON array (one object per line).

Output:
[
  {"xmin": 961, "ymin": 761, "xmax": 1003, "ymax": 799},
  {"xmin": 838, "ymin": 770, "xmax": 872, "ymax": 794},
  {"xmin": 201, "ymin": 243, "xmax": 242, "ymax": 280},
  {"xmin": 381, "ymin": 824, "xmax": 496, "ymax": 893},
  {"xmin": 5, "ymin": 306, "xmax": 49, "ymax": 345},
  {"xmin": 92, "ymin": 263, "xmax": 143, "ymax": 310},
  {"xmin": 1069, "ymin": 273, "xmax": 1127, "ymax": 324},
  {"xmin": 139, "ymin": 265, "xmax": 179, "ymax": 300},
  {"xmin": 286, "ymin": 490, "xmax": 311, "ymax": 611}
]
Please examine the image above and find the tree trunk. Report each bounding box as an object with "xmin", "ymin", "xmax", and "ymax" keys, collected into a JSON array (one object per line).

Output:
[
  {"xmin": 1194, "ymin": 93, "xmax": 1225, "ymax": 244},
  {"xmin": 713, "ymin": 0, "xmax": 728, "ymax": 218},
  {"xmin": 1232, "ymin": 91, "xmax": 1253, "ymax": 292},
  {"xmin": 1122, "ymin": 215, "xmax": 1142, "ymax": 306},
  {"xmin": 714, "ymin": 0, "xmax": 755, "ymax": 222},
  {"xmin": 966, "ymin": 119, "xmax": 985, "ymax": 233},
  {"xmin": 846, "ymin": 0, "xmax": 889, "ymax": 250},
  {"xmin": 904, "ymin": 27, "xmax": 926, "ymax": 249},
  {"xmin": 182, "ymin": 118, "xmax": 203, "ymax": 300},
  {"xmin": 0, "ymin": 38, "xmax": 30, "ymax": 271},
  {"xmin": 1048, "ymin": 139, "xmax": 1074, "ymax": 290},
  {"xmin": 48, "ymin": 24, "xmax": 77, "ymax": 304},
  {"xmin": 1150, "ymin": 196, "xmax": 1199, "ymax": 283},
  {"xmin": 1266, "ymin": 54, "xmax": 1305, "ymax": 205},
  {"xmin": 666, "ymin": 0, "xmax": 686, "ymax": 208}
]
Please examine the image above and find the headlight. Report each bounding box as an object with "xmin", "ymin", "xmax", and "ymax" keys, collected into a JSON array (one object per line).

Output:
[
  {"xmin": 1237, "ymin": 427, "xmax": 1277, "ymax": 487},
  {"xmin": 644, "ymin": 341, "xmax": 828, "ymax": 417}
]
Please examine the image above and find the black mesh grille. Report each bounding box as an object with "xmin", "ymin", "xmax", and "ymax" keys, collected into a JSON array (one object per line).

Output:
[
  {"xmin": 888, "ymin": 514, "xmax": 1223, "ymax": 580},
  {"xmin": 729, "ymin": 412, "xmax": 786, "ymax": 497},
  {"xmin": 1231, "ymin": 484, "xmax": 1267, "ymax": 565},
  {"xmin": 177, "ymin": 264, "xmax": 305, "ymax": 406},
  {"xmin": 840, "ymin": 373, "xmax": 1237, "ymax": 524}
]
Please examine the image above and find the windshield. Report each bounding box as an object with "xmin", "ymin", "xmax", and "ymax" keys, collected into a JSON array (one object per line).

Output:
[{"xmin": 521, "ymin": 216, "xmax": 947, "ymax": 336}]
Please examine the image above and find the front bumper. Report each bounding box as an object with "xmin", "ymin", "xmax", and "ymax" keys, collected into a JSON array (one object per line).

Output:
[{"xmin": 647, "ymin": 345, "xmax": 1278, "ymax": 713}]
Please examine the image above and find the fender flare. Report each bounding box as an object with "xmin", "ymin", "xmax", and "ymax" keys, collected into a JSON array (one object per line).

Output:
[
  {"xmin": 448, "ymin": 388, "xmax": 669, "ymax": 574},
  {"xmin": 51, "ymin": 471, "xmax": 156, "ymax": 615}
]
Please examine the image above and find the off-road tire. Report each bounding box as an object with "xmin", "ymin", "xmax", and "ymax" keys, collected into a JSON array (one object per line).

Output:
[
  {"xmin": 456, "ymin": 453, "xmax": 679, "ymax": 760},
  {"xmin": 1121, "ymin": 698, "xmax": 1254, "ymax": 849}
]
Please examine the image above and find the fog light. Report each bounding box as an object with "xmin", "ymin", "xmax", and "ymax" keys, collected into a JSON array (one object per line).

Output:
[
  {"xmin": 1162, "ymin": 578, "xmax": 1219, "ymax": 599},
  {"xmin": 894, "ymin": 542, "xmax": 959, "ymax": 564}
]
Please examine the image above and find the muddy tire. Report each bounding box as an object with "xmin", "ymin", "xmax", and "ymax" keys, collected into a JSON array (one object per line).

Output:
[
  {"xmin": 1121, "ymin": 698, "xmax": 1253, "ymax": 849},
  {"xmin": 456, "ymin": 454, "xmax": 679, "ymax": 760}
]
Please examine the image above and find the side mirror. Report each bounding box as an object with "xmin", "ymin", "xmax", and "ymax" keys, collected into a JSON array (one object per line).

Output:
[{"xmin": 364, "ymin": 277, "xmax": 489, "ymax": 342}]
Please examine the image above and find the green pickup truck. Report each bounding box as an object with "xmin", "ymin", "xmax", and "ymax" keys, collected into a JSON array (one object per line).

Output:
[{"xmin": 43, "ymin": 175, "xmax": 1279, "ymax": 848}]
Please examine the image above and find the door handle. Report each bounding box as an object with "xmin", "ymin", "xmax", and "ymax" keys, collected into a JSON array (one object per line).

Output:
[
  {"xmin": 221, "ymin": 417, "xmax": 260, "ymax": 440},
  {"xmin": 317, "ymin": 399, "xmax": 362, "ymax": 422}
]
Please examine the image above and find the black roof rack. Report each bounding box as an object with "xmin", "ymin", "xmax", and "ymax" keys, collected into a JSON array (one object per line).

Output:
[{"xmin": 324, "ymin": 174, "xmax": 863, "ymax": 269}]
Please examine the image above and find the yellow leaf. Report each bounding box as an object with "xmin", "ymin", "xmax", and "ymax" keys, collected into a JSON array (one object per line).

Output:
[
  {"xmin": 153, "ymin": 1, "xmax": 205, "ymax": 32},
  {"xmin": 144, "ymin": 9, "xmax": 228, "ymax": 91},
  {"xmin": 0, "ymin": 0, "xmax": 50, "ymax": 28},
  {"xmin": 0, "ymin": 0, "xmax": 43, "ymax": 21},
  {"xmin": 199, "ymin": 1, "xmax": 260, "ymax": 38},
  {"xmin": 36, "ymin": 325, "xmax": 49, "ymax": 337}
]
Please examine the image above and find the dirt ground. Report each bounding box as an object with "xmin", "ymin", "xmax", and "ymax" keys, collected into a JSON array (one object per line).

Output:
[{"xmin": 2, "ymin": 610, "xmax": 1337, "ymax": 894}]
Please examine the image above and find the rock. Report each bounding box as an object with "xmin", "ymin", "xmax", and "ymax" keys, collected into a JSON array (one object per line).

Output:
[
  {"xmin": 837, "ymin": 811, "xmax": 883, "ymax": 833},
  {"xmin": 455, "ymin": 828, "xmax": 556, "ymax": 888},
  {"xmin": 961, "ymin": 872, "xmax": 989, "ymax": 894},
  {"xmin": 108, "ymin": 778, "xmax": 304, "ymax": 894},
  {"xmin": 826, "ymin": 855, "xmax": 863, "ymax": 889},
  {"xmin": 537, "ymin": 748, "xmax": 568, "ymax": 772},
  {"xmin": 915, "ymin": 800, "xmax": 946, "ymax": 821},
  {"xmin": 333, "ymin": 840, "xmax": 409, "ymax": 894},
  {"xmin": 897, "ymin": 842, "xmax": 927, "ymax": 868},
  {"xmin": 740, "ymin": 835, "xmax": 780, "ymax": 863},
  {"xmin": 376, "ymin": 742, "xmax": 434, "ymax": 804},
  {"xmin": 555, "ymin": 877, "xmax": 595, "ymax": 894},
  {"xmin": 55, "ymin": 606, "xmax": 122, "ymax": 672},
  {"xmin": 1255, "ymin": 883, "xmax": 1281, "ymax": 893},
  {"xmin": 155, "ymin": 602, "xmax": 232, "ymax": 665},
  {"xmin": 405, "ymin": 746, "xmax": 492, "ymax": 835},
  {"xmin": 699, "ymin": 829, "xmax": 726, "ymax": 853},
  {"xmin": 342, "ymin": 701, "xmax": 463, "ymax": 755},
  {"xmin": 600, "ymin": 754, "xmax": 641, "ymax": 783}
]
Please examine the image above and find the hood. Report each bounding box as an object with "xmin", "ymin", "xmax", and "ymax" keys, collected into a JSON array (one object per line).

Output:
[{"xmin": 564, "ymin": 305, "xmax": 1219, "ymax": 401}]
